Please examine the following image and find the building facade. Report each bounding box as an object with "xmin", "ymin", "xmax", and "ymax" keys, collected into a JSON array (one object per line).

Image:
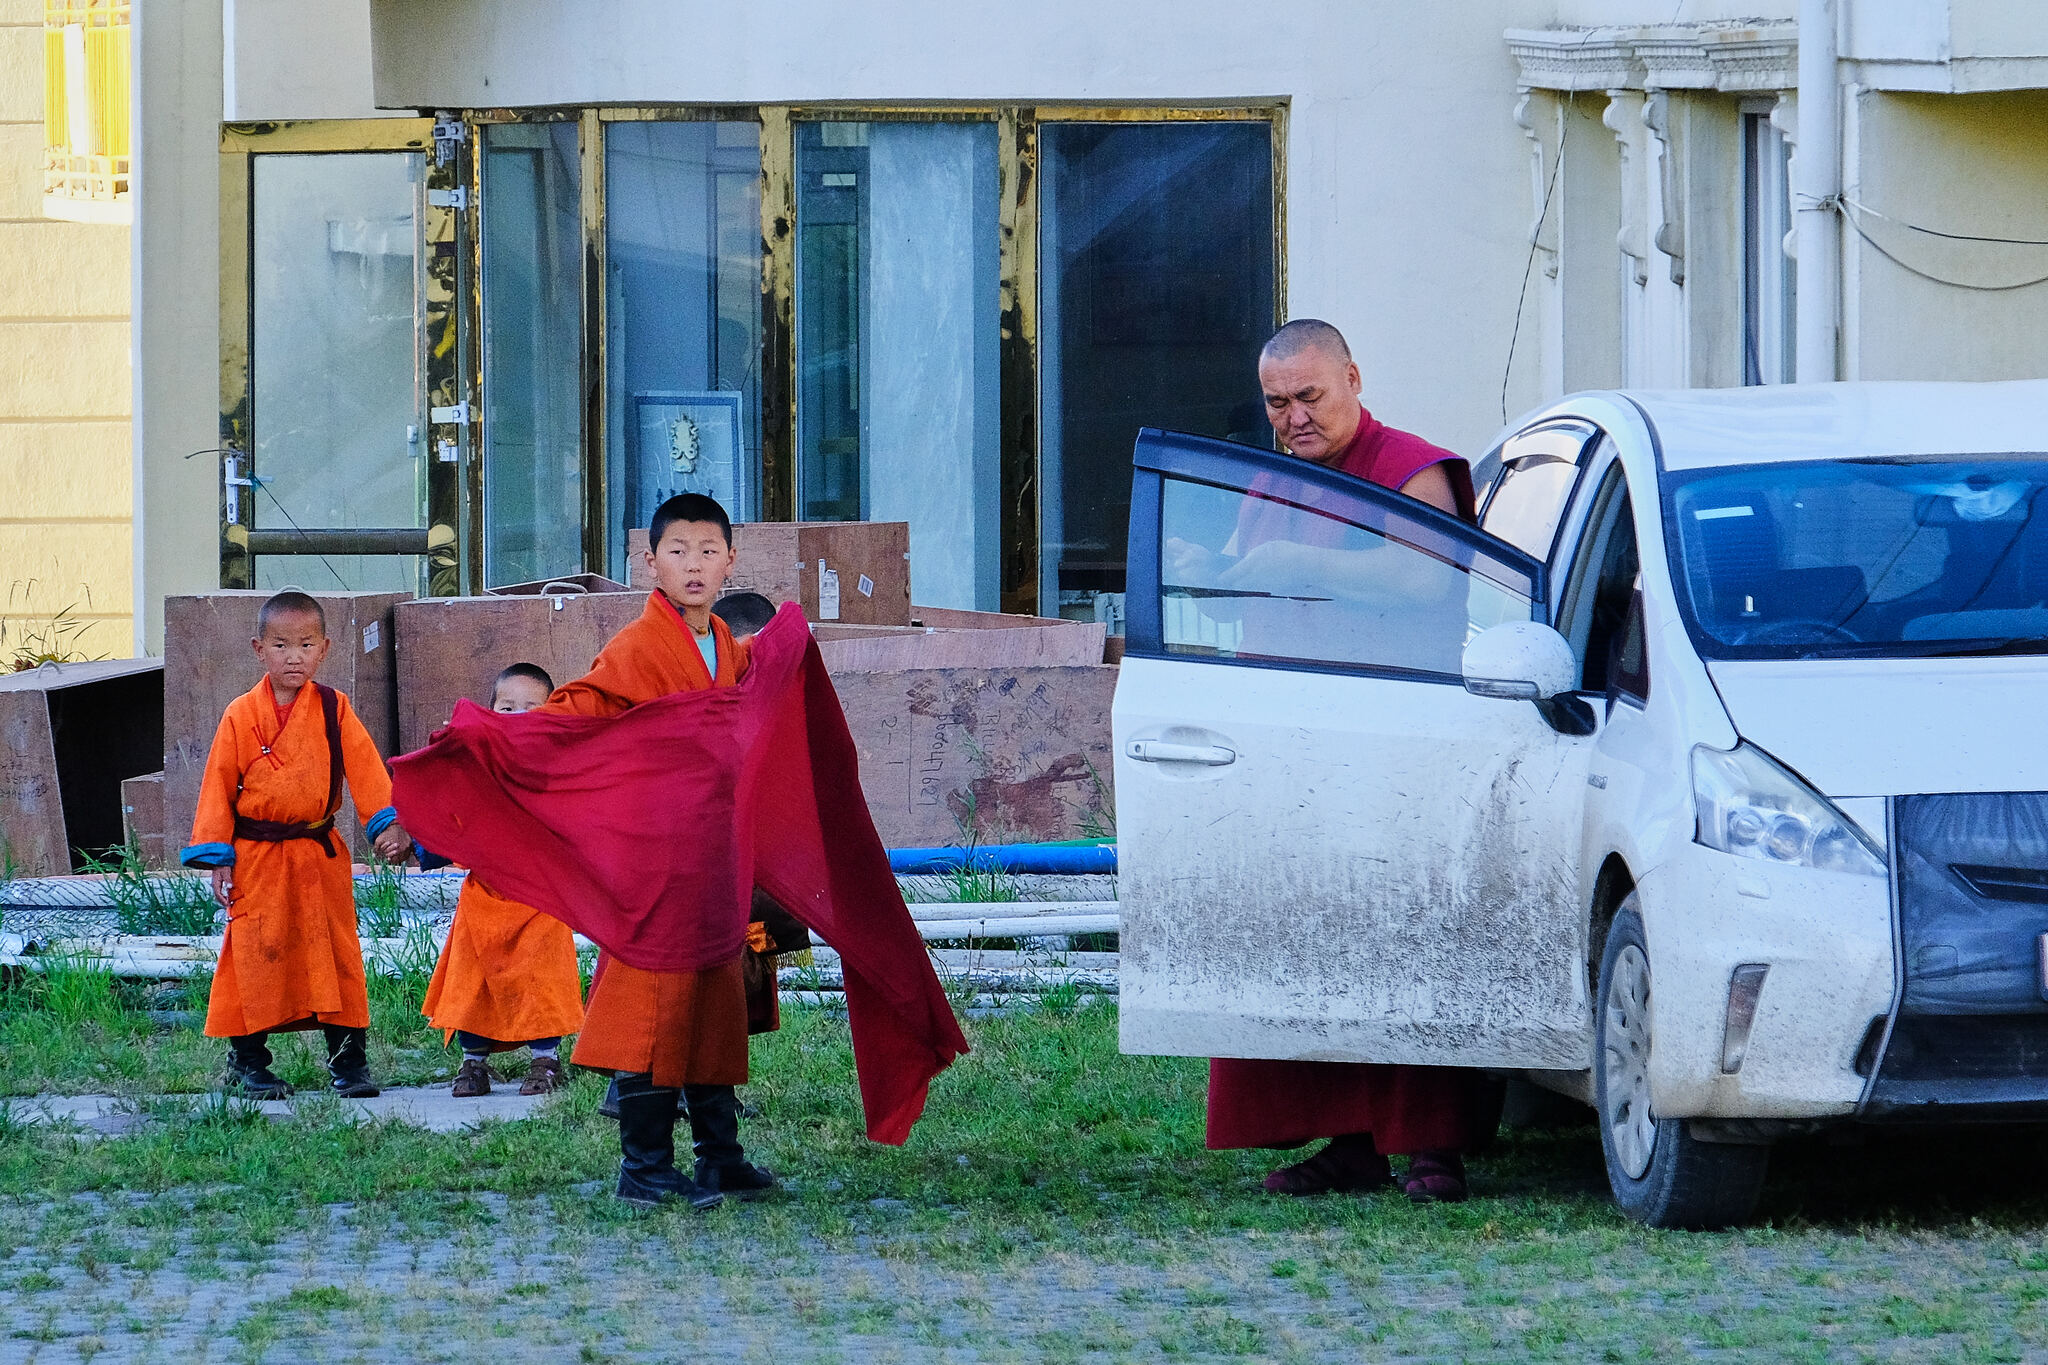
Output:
[{"xmin": 119, "ymin": 0, "xmax": 2048, "ymax": 653}]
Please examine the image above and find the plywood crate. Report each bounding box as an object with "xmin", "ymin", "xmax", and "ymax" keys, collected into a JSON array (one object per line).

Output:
[
  {"xmin": 164, "ymin": 591, "xmax": 408, "ymax": 861},
  {"xmin": 0, "ymin": 659, "xmax": 166, "ymax": 874},
  {"xmin": 628, "ymin": 522, "xmax": 911, "ymax": 625},
  {"xmin": 121, "ymin": 772, "xmax": 166, "ymax": 869},
  {"xmin": 392, "ymin": 591, "xmax": 648, "ymax": 752},
  {"xmin": 833, "ymin": 664, "xmax": 1118, "ymax": 849},
  {"xmin": 814, "ymin": 618, "xmax": 1107, "ymax": 672}
]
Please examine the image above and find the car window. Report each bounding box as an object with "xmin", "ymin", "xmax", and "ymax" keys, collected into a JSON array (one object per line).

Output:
[
  {"xmin": 1156, "ymin": 470, "xmax": 1535, "ymax": 682},
  {"xmin": 1480, "ymin": 423, "xmax": 1599, "ymax": 561},
  {"xmin": 1556, "ymin": 464, "xmax": 1644, "ymax": 695}
]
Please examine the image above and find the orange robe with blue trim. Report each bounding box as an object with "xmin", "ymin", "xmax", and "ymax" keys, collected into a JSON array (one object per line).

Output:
[
  {"xmin": 544, "ymin": 592, "xmax": 753, "ymax": 1086},
  {"xmin": 184, "ymin": 677, "xmax": 394, "ymax": 1037},
  {"xmin": 421, "ymin": 874, "xmax": 585, "ymax": 1047}
]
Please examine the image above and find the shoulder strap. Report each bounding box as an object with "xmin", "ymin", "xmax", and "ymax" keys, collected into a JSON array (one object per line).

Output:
[{"xmin": 316, "ymin": 683, "xmax": 344, "ymax": 820}]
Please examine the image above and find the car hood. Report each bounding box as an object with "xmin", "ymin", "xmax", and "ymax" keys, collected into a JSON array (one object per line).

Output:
[{"xmin": 1706, "ymin": 657, "xmax": 2048, "ymax": 797}]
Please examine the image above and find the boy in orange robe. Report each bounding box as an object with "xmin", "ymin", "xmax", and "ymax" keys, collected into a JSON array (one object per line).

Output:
[
  {"xmin": 544, "ymin": 492, "xmax": 772, "ymax": 1209},
  {"xmin": 180, "ymin": 591, "xmax": 413, "ymax": 1099},
  {"xmin": 419, "ymin": 663, "xmax": 585, "ymax": 1097}
]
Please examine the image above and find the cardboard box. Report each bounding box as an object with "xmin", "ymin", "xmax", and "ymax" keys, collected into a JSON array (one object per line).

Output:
[
  {"xmin": 163, "ymin": 591, "xmax": 408, "ymax": 861},
  {"xmin": 629, "ymin": 522, "xmax": 912, "ymax": 625},
  {"xmin": 833, "ymin": 664, "xmax": 1118, "ymax": 848},
  {"xmin": 121, "ymin": 771, "xmax": 166, "ymax": 869},
  {"xmin": 0, "ymin": 659, "xmax": 166, "ymax": 874},
  {"xmin": 392, "ymin": 591, "xmax": 648, "ymax": 753}
]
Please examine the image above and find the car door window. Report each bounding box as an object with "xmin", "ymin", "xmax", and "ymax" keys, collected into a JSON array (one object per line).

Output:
[
  {"xmin": 1556, "ymin": 463, "xmax": 1646, "ymax": 699},
  {"xmin": 1479, "ymin": 422, "xmax": 1600, "ymax": 562},
  {"xmin": 1143, "ymin": 456, "xmax": 1541, "ymax": 682}
]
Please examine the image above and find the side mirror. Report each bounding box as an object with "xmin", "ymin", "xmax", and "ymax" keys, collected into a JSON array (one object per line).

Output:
[{"xmin": 1463, "ymin": 622, "xmax": 1577, "ymax": 702}]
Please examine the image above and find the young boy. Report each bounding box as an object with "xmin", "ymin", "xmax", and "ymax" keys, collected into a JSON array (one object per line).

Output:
[
  {"xmin": 181, "ymin": 590, "xmax": 412, "ymax": 1099},
  {"xmin": 419, "ymin": 663, "xmax": 585, "ymax": 1097},
  {"xmin": 546, "ymin": 493, "xmax": 776, "ymax": 1209}
]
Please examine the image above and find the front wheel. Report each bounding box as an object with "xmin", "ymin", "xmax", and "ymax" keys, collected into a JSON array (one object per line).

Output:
[{"xmin": 1596, "ymin": 897, "xmax": 1768, "ymax": 1229}]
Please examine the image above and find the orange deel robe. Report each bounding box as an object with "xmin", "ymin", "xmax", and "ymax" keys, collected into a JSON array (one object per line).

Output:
[
  {"xmin": 544, "ymin": 591, "xmax": 754, "ymax": 1086},
  {"xmin": 186, "ymin": 677, "xmax": 394, "ymax": 1038},
  {"xmin": 421, "ymin": 874, "xmax": 584, "ymax": 1048}
]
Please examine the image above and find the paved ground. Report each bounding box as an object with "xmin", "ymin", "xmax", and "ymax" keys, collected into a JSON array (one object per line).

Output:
[{"xmin": 11, "ymin": 1086, "xmax": 550, "ymax": 1139}]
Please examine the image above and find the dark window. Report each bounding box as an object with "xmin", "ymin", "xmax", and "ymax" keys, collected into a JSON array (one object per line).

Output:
[{"xmin": 1557, "ymin": 464, "xmax": 1643, "ymax": 697}]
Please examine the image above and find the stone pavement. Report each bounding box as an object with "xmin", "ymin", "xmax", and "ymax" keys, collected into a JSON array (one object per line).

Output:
[{"xmin": 10, "ymin": 1085, "xmax": 550, "ymax": 1138}]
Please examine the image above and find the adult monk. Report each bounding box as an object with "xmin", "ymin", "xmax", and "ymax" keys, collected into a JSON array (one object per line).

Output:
[{"xmin": 1204, "ymin": 318, "xmax": 1499, "ymax": 1203}]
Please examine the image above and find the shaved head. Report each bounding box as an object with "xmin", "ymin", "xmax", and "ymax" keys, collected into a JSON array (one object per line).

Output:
[{"xmin": 1260, "ymin": 318, "xmax": 1352, "ymax": 367}]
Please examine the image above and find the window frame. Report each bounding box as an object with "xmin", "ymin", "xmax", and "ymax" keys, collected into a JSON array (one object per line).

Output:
[
  {"xmin": 1476, "ymin": 418, "xmax": 1601, "ymax": 565},
  {"xmin": 1126, "ymin": 428, "xmax": 1547, "ymax": 685}
]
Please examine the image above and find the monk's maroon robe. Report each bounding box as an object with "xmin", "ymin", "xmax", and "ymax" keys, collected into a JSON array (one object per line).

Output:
[{"xmin": 1206, "ymin": 407, "xmax": 1500, "ymax": 1154}]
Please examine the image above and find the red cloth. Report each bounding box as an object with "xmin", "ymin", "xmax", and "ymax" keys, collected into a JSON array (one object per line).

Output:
[
  {"xmin": 1209, "ymin": 408, "xmax": 1494, "ymax": 1155},
  {"xmin": 390, "ymin": 604, "xmax": 969, "ymax": 1144}
]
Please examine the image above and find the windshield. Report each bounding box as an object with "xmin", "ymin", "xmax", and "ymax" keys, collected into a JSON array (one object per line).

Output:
[{"xmin": 1663, "ymin": 457, "xmax": 2048, "ymax": 661}]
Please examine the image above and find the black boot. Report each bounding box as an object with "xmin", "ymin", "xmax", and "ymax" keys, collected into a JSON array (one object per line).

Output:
[
  {"xmin": 226, "ymin": 1034, "xmax": 291, "ymax": 1099},
  {"xmin": 615, "ymin": 1074, "xmax": 721, "ymax": 1210},
  {"xmin": 685, "ymin": 1084, "xmax": 777, "ymax": 1198},
  {"xmin": 321, "ymin": 1025, "xmax": 380, "ymax": 1098},
  {"xmin": 599, "ymin": 1076, "xmax": 689, "ymax": 1122}
]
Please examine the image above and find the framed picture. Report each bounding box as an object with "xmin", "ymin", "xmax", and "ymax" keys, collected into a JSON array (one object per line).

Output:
[{"xmin": 632, "ymin": 390, "xmax": 746, "ymax": 524}]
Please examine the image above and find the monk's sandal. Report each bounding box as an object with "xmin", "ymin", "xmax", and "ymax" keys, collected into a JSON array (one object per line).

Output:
[
  {"xmin": 1262, "ymin": 1141, "xmax": 1394, "ymax": 1197},
  {"xmin": 451, "ymin": 1057, "xmax": 493, "ymax": 1098},
  {"xmin": 520, "ymin": 1057, "xmax": 565, "ymax": 1096},
  {"xmin": 1402, "ymin": 1152, "xmax": 1470, "ymax": 1205}
]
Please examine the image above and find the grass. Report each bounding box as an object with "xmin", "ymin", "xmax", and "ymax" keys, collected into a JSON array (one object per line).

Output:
[
  {"xmin": 1, "ymin": 584, "xmax": 103, "ymax": 673},
  {"xmin": 5, "ymin": 966, "xmax": 2048, "ymax": 1358},
  {"xmin": 78, "ymin": 840, "xmax": 221, "ymax": 936}
]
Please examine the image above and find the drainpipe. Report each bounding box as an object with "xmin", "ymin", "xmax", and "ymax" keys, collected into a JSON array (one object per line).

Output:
[{"xmin": 1794, "ymin": 0, "xmax": 1841, "ymax": 382}]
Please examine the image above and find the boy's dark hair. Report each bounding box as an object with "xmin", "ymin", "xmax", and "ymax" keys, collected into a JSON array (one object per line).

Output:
[
  {"xmin": 711, "ymin": 591, "xmax": 777, "ymax": 636},
  {"xmin": 256, "ymin": 590, "xmax": 325, "ymax": 637},
  {"xmin": 648, "ymin": 493, "xmax": 732, "ymax": 551},
  {"xmin": 492, "ymin": 661, "xmax": 555, "ymax": 698}
]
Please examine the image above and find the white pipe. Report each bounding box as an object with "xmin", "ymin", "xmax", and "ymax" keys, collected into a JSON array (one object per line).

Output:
[{"xmin": 1795, "ymin": 0, "xmax": 1842, "ymax": 382}]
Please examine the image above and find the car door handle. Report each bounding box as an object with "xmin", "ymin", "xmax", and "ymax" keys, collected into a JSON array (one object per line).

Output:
[{"xmin": 1126, "ymin": 740, "xmax": 1236, "ymax": 766}]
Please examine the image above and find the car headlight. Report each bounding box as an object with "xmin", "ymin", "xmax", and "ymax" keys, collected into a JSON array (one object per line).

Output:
[{"xmin": 1691, "ymin": 742, "xmax": 1885, "ymax": 878}]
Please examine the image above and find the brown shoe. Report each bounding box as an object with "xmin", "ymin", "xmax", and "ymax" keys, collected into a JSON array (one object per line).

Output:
[
  {"xmin": 451, "ymin": 1056, "xmax": 492, "ymax": 1098},
  {"xmin": 520, "ymin": 1055, "xmax": 565, "ymax": 1095},
  {"xmin": 1262, "ymin": 1136, "xmax": 1394, "ymax": 1196}
]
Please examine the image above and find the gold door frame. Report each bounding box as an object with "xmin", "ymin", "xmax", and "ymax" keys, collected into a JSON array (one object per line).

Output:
[{"xmin": 218, "ymin": 117, "xmax": 472, "ymax": 594}]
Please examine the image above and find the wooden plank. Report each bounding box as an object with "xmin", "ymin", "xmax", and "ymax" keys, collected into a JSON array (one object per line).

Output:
[
  {"xmin": 163, "ymin": 591, "xmax": 409, "ymax": 861},
  {"xmin": 834, "ymin": 664, "xmax": 1117, "ymax": 848},
  {"xmin": 630, "ymin": 522, "xmax": 911, "ymax": 625},
  {"xmin": 817, "ymin": 620, "xmax": 1106, "ymax": 673},
  {"xmin": 120, "ymin": 772, "xmax": 165, "ymax": 869},
  {"xmin": 391, "ymin": 592, "xmax": 648, "ymax": 753},
  {"xmin": 0, "ymin": 688, "xmax": 64, "ymax": 874}
]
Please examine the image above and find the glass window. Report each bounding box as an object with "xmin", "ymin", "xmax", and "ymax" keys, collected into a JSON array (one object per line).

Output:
[
  {"xmin": 250, "ymin": 151, "xmax": 426, "ymax": 593},
  {"xmin": 795, "ymin": 120, "xmax": 1001, "ymax": 610},
  {"xmin": 1555, "ymin": 466, "xmax": 1643, "ymax": 693},
  {"xmin": 1479, "ymin": 424, "xmax": 1596, "ymax": 561},
  {"xmin": 481, "ymin": 123, "xmax": 583, "ymax": 586},
  {"xmin": 1158, "ymin": 471, "xmax": 1534, "ymax": 679},
  {"xmin": 604, "ymin": 120, "xmax": 762, "ymax": 577},
  {"xmin": 1742, "ymin": 109, "xmax": 1795, "ymax": 387},
  {"xmin": 1663, "ymin": 457, "xmax": 2048, "ymax": 660},
  {"xmin": 1041, "ymin": 122, "xmax": 1275, "ymax": 625}
]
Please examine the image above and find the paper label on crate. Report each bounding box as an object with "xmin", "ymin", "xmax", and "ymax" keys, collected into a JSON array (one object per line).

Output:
[
  {"xmin": 818, "ymin": 561, "xmax": 841, "ymax": 620},
  {"xmin": 857, "ymin": 574, "xmax": 874, "ymax": 598},
  {"xmin": 362, "ymin": 621, "xmax": 381, "ymax": 654}
]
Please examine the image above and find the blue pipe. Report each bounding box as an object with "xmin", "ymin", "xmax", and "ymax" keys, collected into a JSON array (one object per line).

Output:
[{"xmin": 888, "ymin": 843, "xmax": 1116, "ymax": 876}]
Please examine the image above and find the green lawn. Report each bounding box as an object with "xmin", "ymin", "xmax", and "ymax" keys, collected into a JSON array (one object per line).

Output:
[{"xmin": 6, "ymin": 963, "xmax": 2048, "ymax": 1361}]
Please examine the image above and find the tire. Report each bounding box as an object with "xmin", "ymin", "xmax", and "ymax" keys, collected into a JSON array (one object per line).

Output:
[{"xmin": 1595, "ymin": 896, "xmax": 1769, "ymax": 1230}]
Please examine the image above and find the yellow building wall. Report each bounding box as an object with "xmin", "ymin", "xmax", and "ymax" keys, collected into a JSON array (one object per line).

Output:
[{"xmin": 0, "ymin": 0, "xmax": 131, "ymax": 664}]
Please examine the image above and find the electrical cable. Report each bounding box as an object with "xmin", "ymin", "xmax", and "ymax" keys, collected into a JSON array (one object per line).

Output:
[
  {"xmin": 1501, "ymin": 93, "xmax": 1572, "ymax": 424},
  {"xmin": 1841, "ymin": 196, "xmax": 2048, "ymax": 248},
  {"xmin": 1830, "ymin": 201, "xmax": 2048, "ymax": 294}
]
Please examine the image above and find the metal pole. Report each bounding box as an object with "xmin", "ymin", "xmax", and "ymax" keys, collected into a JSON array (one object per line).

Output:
[{"xmin": 1794, "ymin": 0, "xmax": 1841, "ymax": 383}]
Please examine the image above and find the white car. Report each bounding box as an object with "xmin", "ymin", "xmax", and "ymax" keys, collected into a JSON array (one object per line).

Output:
[{"xmin": 1114, "ymin": 380, "xmax": 2048, "ymax": 1228}]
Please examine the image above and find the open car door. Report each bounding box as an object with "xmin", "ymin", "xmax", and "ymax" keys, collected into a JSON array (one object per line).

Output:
[{"xmin": 1115, "ymin": 429, "xmax": 1594, "ymax": 1071}]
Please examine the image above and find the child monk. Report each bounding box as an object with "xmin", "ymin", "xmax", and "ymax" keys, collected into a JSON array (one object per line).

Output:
[
  {"xmin": 419, "ymin": 663, "xmax": 585, "ymax": 1097},
  {"xmin": 180, "ymin": 590, "xmax": 412, "ymax": 1099},
  {"xmin": 544, "ymin": 493, "xmax": 776, "ymax": 1209}
]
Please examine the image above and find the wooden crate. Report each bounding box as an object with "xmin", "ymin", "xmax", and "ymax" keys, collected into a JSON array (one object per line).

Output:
[
  {"xmin": 833, "ymin": 664, "xmax": 1118, "ymax": 848},
  {"xmin": 628, "ymin": 522, "xmax": 911, "ymax": 625},
  {"xmin": 815, "ymin": 619, "xmax": 1106, "ymax": 672},
  {"xmin": 121, "ymin": 771, "xmax": 166, "ymax": 869},
  {"xmin": 392, "ymin": 591, "xmax": 649, "ymax": 753},
  {"xmin": 163, "ymin": 591, "xmax": 408, "ymax": 861},
  {"xmin": 0, "ymin": 659, "xmax": 166, "ymax": 874}
]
